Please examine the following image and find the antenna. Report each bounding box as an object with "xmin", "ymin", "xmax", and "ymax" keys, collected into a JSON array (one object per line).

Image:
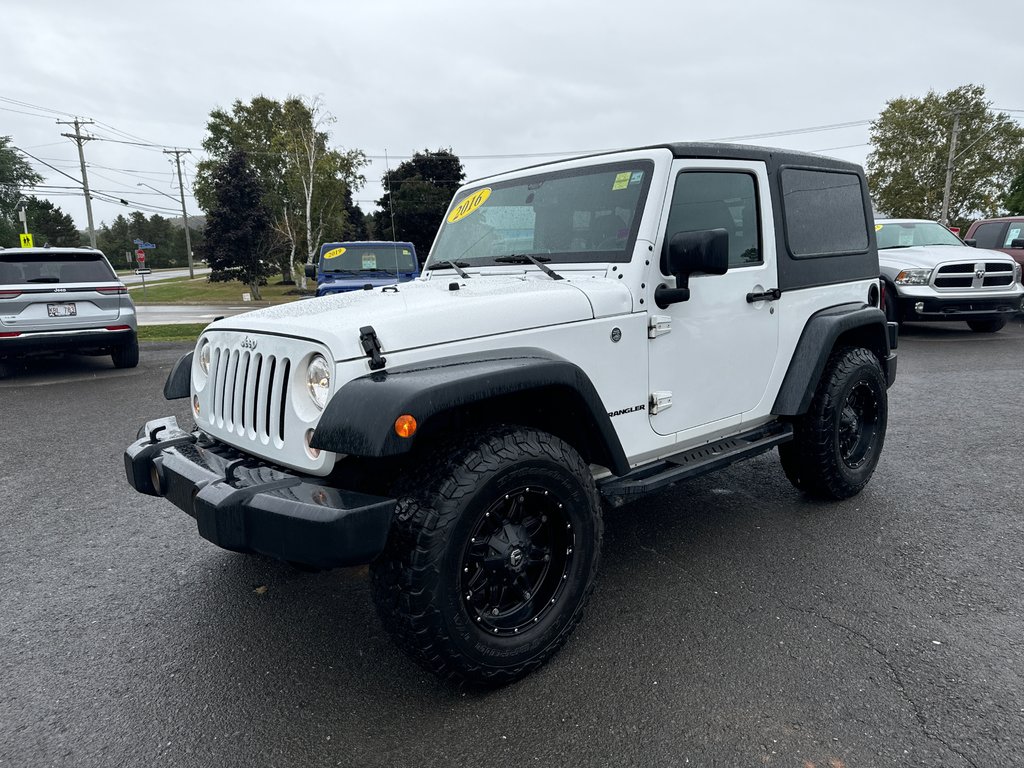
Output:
[{"xmin": 384, "ymin": 149, "xmax": 399, "ymax": 278}]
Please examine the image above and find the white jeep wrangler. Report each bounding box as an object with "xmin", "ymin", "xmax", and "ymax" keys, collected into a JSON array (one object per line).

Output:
[{"xmin": 125, "ymin": 143, "xmax": 897, "ymax": 686}]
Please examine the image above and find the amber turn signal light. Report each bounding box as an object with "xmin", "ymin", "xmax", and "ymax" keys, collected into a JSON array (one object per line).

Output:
[{"xmin": 394, "ymin": 414, "xmax": 417, "ymax": 438}]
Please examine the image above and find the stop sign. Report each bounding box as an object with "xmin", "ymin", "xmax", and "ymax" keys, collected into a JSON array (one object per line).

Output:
[{"xmin": 136, "ymin": 249, "xmax": 145, "ymax": 263}]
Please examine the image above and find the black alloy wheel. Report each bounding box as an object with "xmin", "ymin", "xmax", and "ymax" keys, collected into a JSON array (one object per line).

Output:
[
  {"xmin": 461, "ymin": 486, "xmax": 573, "ymax": 636},
  {"xmin": 837, "ymin": 381, "xmax": 881, "ymax": 470}
]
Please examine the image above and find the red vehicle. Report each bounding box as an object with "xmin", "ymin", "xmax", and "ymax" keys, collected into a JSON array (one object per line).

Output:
[{"xmin": 964, "ymin": 217, "xmax": 1024, "ymax": 271}]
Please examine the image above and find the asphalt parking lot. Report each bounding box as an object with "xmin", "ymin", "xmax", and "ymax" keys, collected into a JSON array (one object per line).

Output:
[{"xmin": 2, "ymin": 320, "xmax": 1023, "ymax": 767}]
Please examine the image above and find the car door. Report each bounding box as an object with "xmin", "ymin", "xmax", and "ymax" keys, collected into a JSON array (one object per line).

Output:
[{"xmin": 648, "ymin": 160, "xmax": 779, "ymax": 437}]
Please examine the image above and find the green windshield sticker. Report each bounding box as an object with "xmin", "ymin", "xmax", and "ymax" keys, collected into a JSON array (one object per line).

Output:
[
  {"xmin": 612, "ymin": 172, "xmax": 631, "ymax": 191},
  {"xmin": 402, "ymin": 249, "xmax": 411, "ymax": 255},
  {"xmin": 630, "ymin": 171, "xmax": 644, "ymax": 185}
]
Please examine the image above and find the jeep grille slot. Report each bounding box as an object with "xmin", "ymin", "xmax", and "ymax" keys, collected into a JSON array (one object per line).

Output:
[{"xmin": 206, "ymin": 342, "xmax": 290, "ymax": 446}]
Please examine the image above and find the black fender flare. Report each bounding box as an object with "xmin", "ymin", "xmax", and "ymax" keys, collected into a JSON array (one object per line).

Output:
[
  {"xmin": 772, "ymin": 303, "xmax": 894, "ymax": 416},
  {"xmin": 164, "ymin": 351, "xmax": 193, "ymax": 400},
  {"xmin": 310, "ymin": 348, "xmax": 630, "ymax": 476}
]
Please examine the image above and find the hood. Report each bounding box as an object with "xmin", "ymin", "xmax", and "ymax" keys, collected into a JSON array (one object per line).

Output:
[
  {"xmin": 210, "ymin": 274, "xmax": 631, "ymax": 361},
  {"xmin": 878, "ymin": 244, "xmax": 1013, "ymax": 271}
]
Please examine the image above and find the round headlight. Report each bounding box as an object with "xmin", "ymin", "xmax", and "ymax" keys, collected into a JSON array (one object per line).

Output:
[
  {"xmin": 306, "ymin": 354, "xmax": 331, "ymax": 410},
  {"xmin": 198, "ymin": 340, "xmax": 211, "ymax": 375}
]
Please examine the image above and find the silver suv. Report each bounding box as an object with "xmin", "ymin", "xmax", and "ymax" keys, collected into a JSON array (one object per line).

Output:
[{"xmin": 0, "ymin": 247, "xmax": 138, "ymax": 377}]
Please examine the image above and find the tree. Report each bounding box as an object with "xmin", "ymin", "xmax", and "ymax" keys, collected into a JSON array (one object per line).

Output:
[
  {"xmin": 196, "ymin": 151, "xmax": 275, "ymax": 299},
  {"xmin": 194, "ymin": 95, "xmax": 366, "ymax": 288},
  {"xmin": 22, "ymin": 196, "xmax": 81, "ymax": 246},
  {"xmin": 0, "ymin": 136, "xmax": 43, "ymax": 246},
  {"xmin": 1005, "ymin": 161, "xmax": 1024, "ymax": 215},
  {"xmin": 866, "ymin": 85, "xmax": 1024, "ymax": 227},
  {"xmin": 372, "ymin": 149, "xmax": 465, "ymax": 261}
]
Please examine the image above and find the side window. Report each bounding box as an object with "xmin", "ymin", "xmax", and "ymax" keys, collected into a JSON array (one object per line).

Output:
[
  {"xmin": 781, "ymin": 168, "xmax": 868, "ymax": 257},
  {"xmin": 972, "ymin": 222, "xmax": 1006, "ymax": 249},
  {"xmin": 664, "ymin": 171, "xmax": 761, "ymax": 270}
]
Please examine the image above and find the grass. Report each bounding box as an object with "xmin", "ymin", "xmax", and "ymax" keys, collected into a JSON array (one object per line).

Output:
[
  {"xmin": 132, "ymin": 274, "xmax": 309, "ymax": 305},
  {"xmin": 138, "ymin": 323, "xmax": 208, "ymax": 343}
]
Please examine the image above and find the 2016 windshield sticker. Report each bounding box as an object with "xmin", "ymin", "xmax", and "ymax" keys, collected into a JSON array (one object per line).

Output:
[
  {"xmin": 612, "ymin": 172, "xmax": 632, "ymax": 191},
  {"xmin": 323, "ymin": 247, "xmax": 347, "ymax": 259},
  {"xmin": 447, "ymin": 188, "xmax": 491, "ymax": 223}
]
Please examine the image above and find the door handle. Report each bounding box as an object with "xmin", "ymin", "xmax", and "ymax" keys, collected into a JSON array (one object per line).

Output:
[{"xmin": 746, "ymin": 288, "xmax": 781, "ymax": 303}]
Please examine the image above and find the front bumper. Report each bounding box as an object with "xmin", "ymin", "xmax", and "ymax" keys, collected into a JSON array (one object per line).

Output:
[
  {"xmin": 896, "ymin": 293, "xmax": 1024, "ymax": 320},
  {"xmin": 124, "ymin": 417, "xmax": 396, "ymax": 569}
]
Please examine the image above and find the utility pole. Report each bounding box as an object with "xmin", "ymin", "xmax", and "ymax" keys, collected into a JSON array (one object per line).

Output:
[
  {"xmin": 163, "ymin": 148, "xmax": 195, "ymax": 278},
  {"xmin": 57, "ymin": 118, "xmax": 97, "ymax": 247},
  {"xmin": 939, "ymin": 111, "xmax": 961, "ymax": 228}
]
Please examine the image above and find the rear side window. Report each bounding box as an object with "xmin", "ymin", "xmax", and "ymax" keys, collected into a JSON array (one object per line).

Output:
[
  {"xmin": 0, "ymin": 252, "xmax": 114, "ymax": 284},
  {"xmin": 781, "ymin": 168, "xmax": 869, "ymax": 257},
  {"xmin": 970, "ymin": 222, "xmax": 1007, "ymax": 249}
]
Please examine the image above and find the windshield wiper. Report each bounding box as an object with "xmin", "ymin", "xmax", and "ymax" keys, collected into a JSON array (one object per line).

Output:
[
  {"xmin": 426, "ymin": 260, "xmax": 472, "ymax": 279},
  {"xmin": 494, "ymin": 254, "xmax": 563, "ymax": 281}
]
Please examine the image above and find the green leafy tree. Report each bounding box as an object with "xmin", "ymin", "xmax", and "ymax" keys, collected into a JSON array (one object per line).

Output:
[
  {"xmin": 867, "ymin": 85, "xmax": 1024, "ymax": 226},
  {"xmin": 196, "ymin": 151, "xmax": 275, "ymax": 299},
  {"xmin": 372, "ymin": 148, "xmax": 465, "ymax": 261},
  {"xmin": 194, "ymin": 95, "xmax": 366, "ymax": 287},
  {"xmin": 0, "ymin": 136, "xmax": 43, "ymax": 246},
  {"xmin": 20, "ymin": 196, "xmax": 82, "ymax": 246},
  {"xmin": 1005, "ymin": 161, "xmax": 1024, "ymax": 215}
]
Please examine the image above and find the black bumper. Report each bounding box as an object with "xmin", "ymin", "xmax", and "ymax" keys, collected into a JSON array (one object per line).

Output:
[
  {"xmin": 124, "ymin": 417, "xmax": 396, "ymax": 569},
  {"xmin": 0, "ymin": 327, "xmax": 134, "ymax": 356},
  {"xmin": 898, "ymin": 295, "xmax": 1024, "ymax": 320}
]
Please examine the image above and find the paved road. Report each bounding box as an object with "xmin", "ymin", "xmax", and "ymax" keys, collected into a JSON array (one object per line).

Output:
[
  {"xmin": 135, "ymin": 303, "xmax": 261, "ymax": 326},
  {"xmin": 1, "ymin": 321, "xmax": 1023, "ymax": 767},
  {"xmin": 120, "ymin": 267, "xmax": 211, "ymax": 286}
]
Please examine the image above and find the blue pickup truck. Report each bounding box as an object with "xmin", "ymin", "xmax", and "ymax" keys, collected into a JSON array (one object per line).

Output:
[{"xmin": 305, "ymin": 241, "xmax": 419, "ymax": 297}]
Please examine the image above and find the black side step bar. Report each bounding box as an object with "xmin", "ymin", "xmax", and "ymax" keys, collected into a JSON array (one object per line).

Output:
[{"xmin": 598, "ymin": 422, "xmax": 794, "ymax": 508}]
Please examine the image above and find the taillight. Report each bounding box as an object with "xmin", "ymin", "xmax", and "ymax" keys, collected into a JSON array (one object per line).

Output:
[
  {"xmin": 105, "ymin": 325, "xmax": 132, "ymax": 331},
  {"xmin": 0, "ymin": 331, "xmax": 22, "ymax": 338},
  {"xmin": 879, "ymin": 279, "xmax": 886, "ymax": 308},
  {"xmin": 96, "ymin": 285, "xmax": 127, "ymax": 295},
  {"xmin": 0, "ymin": 290, "xmax": 22, "ymax": 299}
]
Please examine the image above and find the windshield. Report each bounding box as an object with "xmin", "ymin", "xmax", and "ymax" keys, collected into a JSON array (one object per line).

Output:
[
  {"xmin": 319, "ymin": 244, "xmax": 417, "ymax": 274},
  {"xmin": 429, "ymin": 160, "xmax": 654, "ymax": 267},
  {"xmin": 876, "ymin": 221, "xmax": 964, "ymax": 249},
  {"xmin": 0, "ymin": 252, "xmax": 115, "ymax": 284}
]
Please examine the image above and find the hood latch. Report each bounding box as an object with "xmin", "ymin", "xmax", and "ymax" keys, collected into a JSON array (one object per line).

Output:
[{"xmin": 359, "ymin": 325, "xmax": 387, "ymax": 370}]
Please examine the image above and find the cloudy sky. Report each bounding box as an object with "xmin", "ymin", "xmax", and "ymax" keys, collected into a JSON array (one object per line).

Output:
[{"xmin": 4, "ymin": 0, "xmax": 1021, "ymax": 236}]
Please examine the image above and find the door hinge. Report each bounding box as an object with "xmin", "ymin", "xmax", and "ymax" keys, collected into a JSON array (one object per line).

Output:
[
  {"xmin": 648, "ymin": 315, "xmax": 672, "ymax": 338},
  {"xmin": 649, "ymin": 391, "xmax": 673, "ymax": 414}
]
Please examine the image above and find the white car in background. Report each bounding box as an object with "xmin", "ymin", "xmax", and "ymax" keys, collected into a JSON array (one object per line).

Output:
[
  {"xmin": 876, "ymin": 219, "xmax": 1024, "ymax": 333},
  {"xmin": 0, "ymin": 246, "xmax": 139, "ymax": 377}
]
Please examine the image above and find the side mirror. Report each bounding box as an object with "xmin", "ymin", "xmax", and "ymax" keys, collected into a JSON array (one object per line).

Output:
[
  {"xmin": 656, "ymin": 229, "xmax": 729, "ymax": 308},
  {"xmin": 1010, "ymin": 238, "xmax": 1024, "ymax": 249},
  {"xmin": 304, "ymin": 264, "xmax": 317, "ymax": 279},
  {"xmin": 963, "ymin": 238, "xmax": 977, "ymax": 247}
]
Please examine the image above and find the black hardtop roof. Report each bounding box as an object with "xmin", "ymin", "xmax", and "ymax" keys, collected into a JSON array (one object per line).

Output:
[{"xmin": 469, "ymin": 142, "xmax": 862, "ymax": 186}]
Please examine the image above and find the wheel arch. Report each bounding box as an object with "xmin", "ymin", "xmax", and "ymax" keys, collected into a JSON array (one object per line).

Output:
[
  {"xmin": 773, "ymin": 303, "xmax": 894, "ymax": 416},
  {"xmin": 311, "ymin": 348, "xmax": 630, "ymax": 476}
]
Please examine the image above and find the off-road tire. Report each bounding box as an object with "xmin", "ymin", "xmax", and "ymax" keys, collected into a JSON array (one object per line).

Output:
[
  {"xmin": 779, "ymin": 346, "xmax": 887, "ymax": 500},
  {"xmin": 370, "ymin": 427, "xmax": 602, "ymax": 688},
  {"xmin": 966, "ymin": 318, "xmax": 1006, "ymax": 333},
  {"xmin": 111, "ymin": 335, "xmax": 140, "ymax": 369}
]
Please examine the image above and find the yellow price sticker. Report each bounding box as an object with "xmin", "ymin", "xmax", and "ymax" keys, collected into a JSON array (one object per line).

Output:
[
  {"xmin": 447, "ymin": 188, "xmax": 491, "ymax": 224},
  {"xmin": 612, "ymin": 172, "xmax": 631, "ymax": 191},
  {"xmin": 323, "ymin": 247, "xmax": 347, "ymax": 259},
  {"xmin": 875, "ymin": 224, "xmax": 883, "ymax": 231},
  {"xmin": 20, "ymin": 233, "xmax": 33, "ymax": 248}
]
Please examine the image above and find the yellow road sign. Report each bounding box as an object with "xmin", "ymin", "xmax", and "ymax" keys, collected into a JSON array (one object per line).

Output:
[{"xmin": 20, "ymin": 233, "xmax": 33, "ymax": 248}]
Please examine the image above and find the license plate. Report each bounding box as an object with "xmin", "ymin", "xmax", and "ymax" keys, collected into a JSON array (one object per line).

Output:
[{"xmin": 47, "ymin": 303, "xmax": 77, "ymax": 317}]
